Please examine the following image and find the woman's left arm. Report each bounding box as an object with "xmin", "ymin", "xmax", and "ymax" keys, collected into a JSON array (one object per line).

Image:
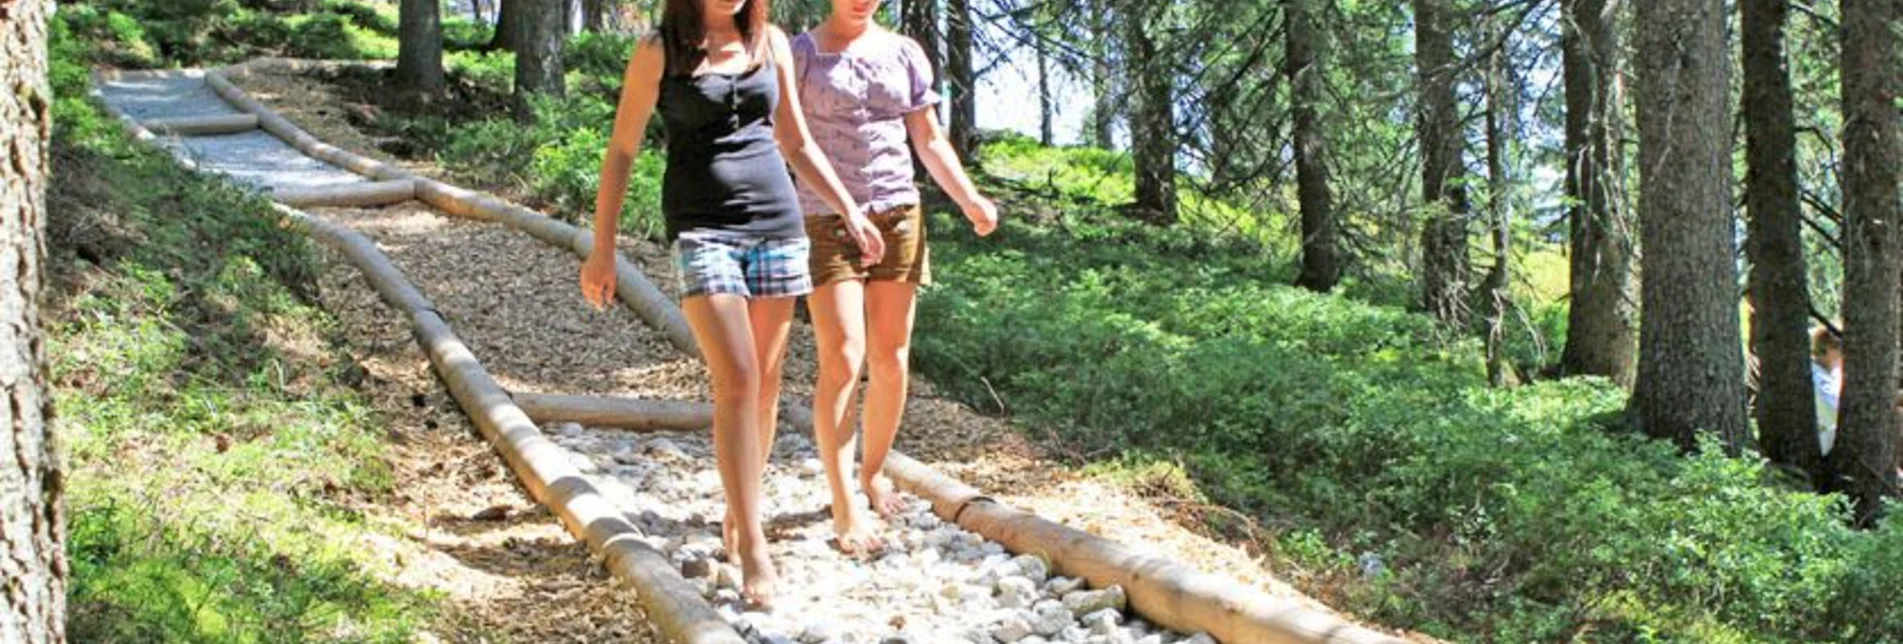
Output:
[
  {"xmin": 906, "ymin": 107, "xmax": 996, "ymax": 236},
  {"xmin": 767, "ymin": 26, "xmax": 884, "ymax": 262}
]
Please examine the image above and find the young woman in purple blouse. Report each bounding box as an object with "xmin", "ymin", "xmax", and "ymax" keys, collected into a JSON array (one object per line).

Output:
[{"xmin": 793, "ymin": 0, "xmax": 1001, "ymax": 554}]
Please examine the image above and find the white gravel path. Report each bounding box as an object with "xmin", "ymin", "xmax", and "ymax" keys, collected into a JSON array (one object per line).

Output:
[{"xmin": 549, "ymin": 425, "xmax": 1207, "ymax": 644}]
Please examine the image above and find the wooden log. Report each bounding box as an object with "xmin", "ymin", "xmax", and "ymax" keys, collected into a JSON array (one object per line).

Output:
[
  {"xmin": 203, "ymin": 72, "xmax": 324, "ymax": 150},
  {"xmin": 882, "ymin": 452, "xmax": 1407, "ymax": 644},
  {"xmin": 271, "ymin": 180, "xmax": 417, "ymax": 208},
  {"xmin": 269, "ymin": 203, "xmax": 745, "ymax": 644},
  {"xmin": 513, "ymin": 392, "xmax": 713, "ymax": 431},
  {"xmin": 143, "ymin": 113, "xmax": 259, "ymax": 136},
  {"xmin": 93, "ymin": 68, "xmax": 204, "ymax": 81}
]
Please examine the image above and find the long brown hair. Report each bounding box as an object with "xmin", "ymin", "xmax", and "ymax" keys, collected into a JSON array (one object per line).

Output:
[{"xmin": 658, "ymin": 0, "xmax": 771, "ymax": 76}]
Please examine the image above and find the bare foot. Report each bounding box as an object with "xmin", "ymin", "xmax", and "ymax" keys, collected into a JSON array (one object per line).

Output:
[
  {"xmin": 829, "ymin": 503, "xmax": 886, "ymax": 558},
  {"xmin": 861, "ymin": 473, "xmax": 907, "ymax": 519},
  {"xmin": 738, "ymin": 537, "xmax": 779, "ymax": 611},
  {"xmin": 722, "ymin": 509, "xmax": 742, "ymax": 566}
]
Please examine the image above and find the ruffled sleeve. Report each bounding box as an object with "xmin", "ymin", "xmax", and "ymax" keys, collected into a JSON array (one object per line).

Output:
[{"xmin": 898, "ymin": 37, "xmax": 942, "ymax": 113}]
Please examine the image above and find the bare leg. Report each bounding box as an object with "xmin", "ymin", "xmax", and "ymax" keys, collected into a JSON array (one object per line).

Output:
[
  {"xmin": 725, "ymin": 296, "xmax": 796, "ymax": 564},
  {"xmin": 683, "ymin": 295, "xmax": 777, "ymax": 608},
  {"xmin": 751, "ymin": 296, "xmax": 796, "ymax": 471},
  {"xmin": 860, "ymin": 280, "xmax": 918, "ymax": 517},
  {"xmin": 807, "ymin": 280, "xmax": 885, "ymax": 553}
]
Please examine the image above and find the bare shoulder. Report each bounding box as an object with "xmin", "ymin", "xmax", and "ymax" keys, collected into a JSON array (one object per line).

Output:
[{"xmin": 627, "ymin": 32, "xmax": 665, "ymax": 73}]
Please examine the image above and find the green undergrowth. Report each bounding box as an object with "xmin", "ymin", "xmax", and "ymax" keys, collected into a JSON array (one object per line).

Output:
[
  {"xmin": 911, "ymin": 207, "xmax": 1903, "ymax": 642},
  {"xmin": 56, "ymin": 0, "xmax": 490, "ymax": 68},
  {"xmin": 50, "ymin": 20, "xmax": 438, "ymax": 642}
]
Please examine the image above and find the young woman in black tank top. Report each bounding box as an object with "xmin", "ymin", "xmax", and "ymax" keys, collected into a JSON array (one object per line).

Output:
[{"xmin": 579, "ymin": 0, "xmax": 884, "ymax": 609}]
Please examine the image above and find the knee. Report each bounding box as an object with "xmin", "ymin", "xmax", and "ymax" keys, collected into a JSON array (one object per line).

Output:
[
  {"xmin": 866, "ymin": 341, "xmax": 911, "ymax": 380},
  {"xmin": 708, "ymin": 354, "xmax": 762, "ymax": 403},
  {"xmin": 817, "ymin": 343, "xmax": 866, "ymax": 391}
]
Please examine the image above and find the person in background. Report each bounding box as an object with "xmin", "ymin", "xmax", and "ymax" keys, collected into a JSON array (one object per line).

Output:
[
  {"xmin": 792, "ymin": 0, "xmax": 999, "ymax": 554},
  {"xmin": 1811, "ymin": 325, "xmax": 1844, "ymax": 456},
  {"xmin": 579, "ymin": 0, "xmax": 885, "ymax": 608}
]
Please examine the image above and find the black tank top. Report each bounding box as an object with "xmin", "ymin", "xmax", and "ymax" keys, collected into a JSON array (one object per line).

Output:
[{"xmin": 656, "ymin": 51, "xmax": 804, "ymax": 241}]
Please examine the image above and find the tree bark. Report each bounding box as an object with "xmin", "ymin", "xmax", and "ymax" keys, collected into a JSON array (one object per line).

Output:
[
  {"xmin": 902, "ymin": 0, "xmax": 941, "ymax": 179},
  {"xmin": 1037, "ymin": 38, "xmax": 1054, "ymax": 146},
  {"xmin": 489, "ymin": 0, "xmax": 520, "ymax": 51},
  {"xmin": 514, "ymin": 0, "xmax": 567, "ymax": 116},
  {"xmin": 902, "ymin": 0, "xmax": 942, "ymax": 80},
  {"xmin": 1413, "ymin": 0, "xmax": 1471, "ymax": 326},
  {"xmin": 1286, "ymin": 0, "xmax": 1338, "ymax": 292},
  {"xmin": 582, "ymin": 0, "xmax": 610, "ymax": 33},
  {"xmin": 1482, "ymin": 22, "xmax": 1511, "ymax": 388},
  {"xmin": 1630, "ymin": 0, "xmax": 1748, "ymax": 454},
  {"xmin": 946, "ymin": 0, "xmax": 977, "ymax": 159},
  {"xmin": 1828, "ymin": 0, "xmax": 1901, "ymax": 525},
  {"xmin": 1, "ymin": 0, "xmax": 65, "ymax": 640},
  {"xmin": 397, "ymin": 0, "xmax": 446, "ymax": 93},
  {"xmin": 1557, "ymin": 0, "xmax": 1637, "ymax": 386},
  {"xmin": 1742, "ymin": 0, "xmax": 1824, "ymax": 483},
  {"xmin": 1090, "ymin": 2, "xmax": 1117, "ymax": 150},
  {"xmin": 1126, "ymin": 1, "xmax": 1177, "ymax": 225}
]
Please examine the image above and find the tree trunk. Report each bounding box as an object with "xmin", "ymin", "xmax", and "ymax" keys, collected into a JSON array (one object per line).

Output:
[
  {"xmin": 1630, "ymin": 0, "xmax": 1747, "ymax": 454},
  {"xmin": 1090, "ymin": 2, "xmax": 1117, "ymax": 150},
  {"xmin": 1828, "ymin": 0, "xmax": 1901, "ymax": 525},
  {"xmin": 902, "ymin": 0, "xmax": 941, "ymax": 179},
  {"xmin": 514, "ymin": 0, "xmax": 567, "ymax": 116},
  {"xmin": 1286, "ymin": 0, "xmax": 1338, "ymax": 292},
  {"xmin": 1742, "ymin": 0, "xmax": 1824, "ymax": 483},
  {"xmin": 1127, "ymin": 1, "xmax": 1177, "ymax": 226},
  {"xmin": 1557, "ymin": 0, "xmax": 1637, "ymax": 386},
  {"xmin": 397, "ymin": 0, "xmax": 446, "ymax": 94},
  {"xmin": 1413, "ymin": 0, "xmax": 1471, "ymax": 326},
  {"xmin": 1482, "ymin": 22, "xmax": 1511, "ymax": 388},
  {"xmin": 489, "ymin": 0, "xmax": 519, "ymax": 51},
  {"xmin": 902, "ymin": 0, "xmax": 942, "ymax": 80},
  {"xmin": 1, "ymin": 1, "xmax": 65, "ymax": 640},
  {"xmin": 946, "ymin": 0, "xmax": 976, "ymax": 159},
  {"xmin": 1037, "ymin": 39, "xmax": 1054, "ymax": 147},
  {"xmin": 582, "ymin": 0, "xmax": 609, "ymax": 33}
]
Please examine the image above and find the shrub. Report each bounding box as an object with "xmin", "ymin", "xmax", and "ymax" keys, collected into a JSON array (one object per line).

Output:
[{"xmin": 912, "ymin": 212, "xmax": 1903, "ymax": 642}]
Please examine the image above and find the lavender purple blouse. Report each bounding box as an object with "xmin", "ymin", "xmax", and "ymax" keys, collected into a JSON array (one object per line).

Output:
[{"xmin": 791, "ymin": 31, "xmax": 942, "ymax": 216}]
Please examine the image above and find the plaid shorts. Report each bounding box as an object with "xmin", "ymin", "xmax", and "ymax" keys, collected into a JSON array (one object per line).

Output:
[{"xmin": 673, "ymin": 230, "xmax": 814, "ymax": 299}]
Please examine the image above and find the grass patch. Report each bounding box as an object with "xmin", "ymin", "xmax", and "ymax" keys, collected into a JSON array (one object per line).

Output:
[{"xmin": 50, "ymin": 18, "xmax": 439, "ymax": 642}]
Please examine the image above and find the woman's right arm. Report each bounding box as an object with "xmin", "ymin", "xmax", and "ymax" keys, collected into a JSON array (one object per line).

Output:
[{"xmin": 582, "ymin": 37, "xmax": 665, "ymax": 308}]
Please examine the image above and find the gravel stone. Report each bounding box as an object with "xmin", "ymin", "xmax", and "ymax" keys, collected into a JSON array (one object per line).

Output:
[{"xmin": 1062, "ymin": 586, "xmax": 1128, "ymax": 616}]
